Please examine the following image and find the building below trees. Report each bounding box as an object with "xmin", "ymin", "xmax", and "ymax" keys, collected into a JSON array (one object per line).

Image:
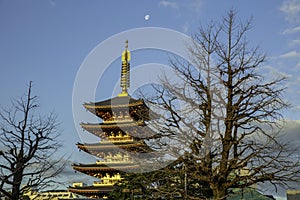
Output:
[
  {"xmin": 286, "ymin": 190, "xmax": 300, "ymax": 200},
  {"xmin": 21, "ymin": 188, "xmax": 80, "ymax": 200}
]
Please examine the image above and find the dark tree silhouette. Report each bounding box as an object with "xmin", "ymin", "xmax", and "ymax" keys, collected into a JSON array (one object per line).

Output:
[{"xmin": 0, "ymin": 82, "xmax": 65, "ymax": 200}]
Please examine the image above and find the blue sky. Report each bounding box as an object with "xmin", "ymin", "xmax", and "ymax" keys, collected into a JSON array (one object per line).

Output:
[{"xmin": 0, "ymin": 0, "xmax": 300, "ymax": 198}]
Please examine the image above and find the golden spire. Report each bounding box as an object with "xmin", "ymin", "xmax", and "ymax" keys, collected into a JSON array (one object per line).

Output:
[{"xmin": 118, "ymin": 40, "xmax": 131, "ymax": 96}]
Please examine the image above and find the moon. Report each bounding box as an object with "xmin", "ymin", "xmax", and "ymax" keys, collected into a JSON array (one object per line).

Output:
[{"xmin": 144, "ymin": 14, "xmax": 150, "ymax": 21}]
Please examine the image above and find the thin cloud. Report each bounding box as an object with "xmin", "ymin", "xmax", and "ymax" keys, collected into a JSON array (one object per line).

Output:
[
  {"xmin": 289, "ymin": 39, "xmax": 300, "ymax": 46},
  {"xmin": 186, "ymin": 0, "xmax": 203, "ymax": 12},
  {"xmin": 158, "ymin": 0, "xmax": 203, "ymax": 12},
  {"xmin": 159, "ymin": 0, "xmax": 178, "ymax": 9},
  {"xmin": 279, "ymin": 51, "xmax": 300, "ymax": 59},
  {"xmin": 281, "ymin": 26, "xmax": 300, "ymax": 34},
  {"xmin": 259, "ymin": 120, "xmax": 300, "ymax": 197},
  {"xmin": 262, "ymin": 65, "xmax": 292, "ymax": 78},
  {"xmin": 282, "ymin": 120, "xmax": 300, "ymax": 142},
  {"xmin": 280, "ymin": 0, "xmax": 300, "ymax": 24},
  {"xmin": 182, "ymin": 22, "xmax": 189, "ymax": 33}
]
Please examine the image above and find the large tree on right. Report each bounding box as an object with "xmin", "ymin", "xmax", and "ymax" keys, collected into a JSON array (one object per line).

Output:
[{"xmin": 144, "ymin": 10, "xmax": 300, "ymax": 199}]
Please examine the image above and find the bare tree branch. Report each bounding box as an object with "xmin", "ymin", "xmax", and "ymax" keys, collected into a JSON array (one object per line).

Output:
[
  {"xmin": 125, "ymin": 10, "xmax": 300, "ymax": 200},
  {"xmin": 0, "ymin": 82, "xmax": 66, "ymax": 200}
]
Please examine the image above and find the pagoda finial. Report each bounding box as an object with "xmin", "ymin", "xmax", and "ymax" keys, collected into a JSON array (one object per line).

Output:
[{"xmin": 119, "ymin": 40, "xmax": 131, "ymax": 97}]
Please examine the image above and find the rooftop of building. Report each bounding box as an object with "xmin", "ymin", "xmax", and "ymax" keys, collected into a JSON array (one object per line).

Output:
[{"xmin": 83, "ymin": 96, "xmax": 147, "ymax": 109}]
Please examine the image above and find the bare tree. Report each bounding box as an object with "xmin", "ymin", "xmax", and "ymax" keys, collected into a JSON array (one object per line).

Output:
[
  {"xmin": 0, "ymin": 82, "xmax": 65, "ymax": 200},
  {"xmin": 138, "ymin": 10, "xmax": 300, "ymax": 199}
]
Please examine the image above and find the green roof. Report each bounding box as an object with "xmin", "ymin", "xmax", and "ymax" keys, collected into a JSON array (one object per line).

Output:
[{"xmin": 228, "ymin": 188, "xmax": 275, "ymax": 200}]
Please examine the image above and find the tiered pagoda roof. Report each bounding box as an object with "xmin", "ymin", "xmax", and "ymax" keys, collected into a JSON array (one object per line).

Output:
[
  {"xmin": 80, "ymin": 121, "xmax": 158, "ymax": 139},
  {"xmin": 83, "ymin": 96, "xmax": 151, "ymax": 122},
  {"xmin": 84, "ymin": 95, "xmax": 146, "ymax": 108},
  {"xmin": 72, "ymin": 163, "xmax": 139, "ymax": 176},
  {"xmin": 69, "ymin": 41, "xmax": 157, "ymax": 199},
  {"xmin": 77, "ymin": 141, "xmax": 152, "ymax": 156},
  {"xmin": 68, "ymin": 186, "xmax": 114, "ymax": 199}
]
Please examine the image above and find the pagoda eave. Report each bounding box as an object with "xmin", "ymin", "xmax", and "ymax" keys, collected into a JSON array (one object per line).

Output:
[
  {"xmin": 80, "ymin": 122, "xmax": 159, "ymax": 139},
  {"xmin": 77, "ymin": 142, "xmax": 153, "ymax": 155},
  {"xmin": 83, "ymin": 96, "xmax": 147, "ymax": 109},
  {"xmin": 68, "ymin": 186, "xmax": 114, "ymax": 197},
  {"xmin": 81, "ymin": 121, "xmax": 145, "ymax": 130},
  {"xmin": 73, "ymin": 164, "xmax": 139, "ymax": 174}
]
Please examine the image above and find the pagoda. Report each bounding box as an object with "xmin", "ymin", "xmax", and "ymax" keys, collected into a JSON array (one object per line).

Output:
[{"xmin": 68, "ymin": 41, "xmax": 156, "ymax": 199}]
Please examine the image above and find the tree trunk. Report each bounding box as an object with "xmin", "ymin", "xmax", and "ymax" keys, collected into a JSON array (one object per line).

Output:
[
  {"xmin": 212, "ymin": 187, "xmax": 227, "ymax": 200},
  {"xmin": 11, "ymin": 164, "xmax": 23, "ymax": 200},
  {"xmin": 12, "ymin": 179, "xmax": 21, "ymax": 200}
]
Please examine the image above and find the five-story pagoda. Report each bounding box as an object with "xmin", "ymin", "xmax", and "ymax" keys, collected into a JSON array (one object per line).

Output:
[{"xmin": 68, "ymin": 41, "xmax": 155, "ymax": 199}]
